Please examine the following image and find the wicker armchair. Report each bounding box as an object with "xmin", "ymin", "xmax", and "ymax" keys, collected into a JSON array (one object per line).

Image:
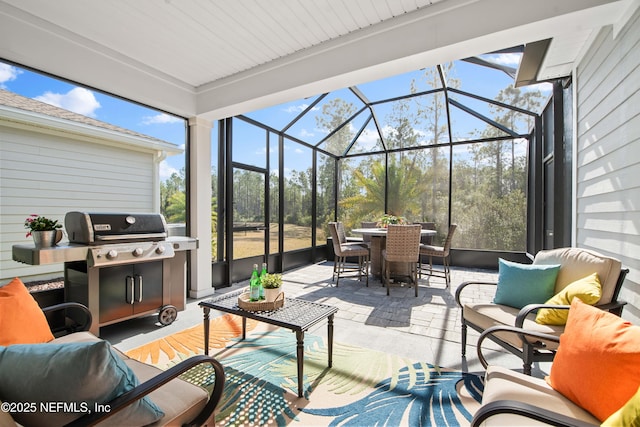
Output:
[
  {"xmin": 360, "ymin": 221, "xmax": 378, "ymax": 246},
  {"xmin": 328, "ymin": 222, "xmax": 370, "ymax": 287},
  {"xmin": 415, "ymin": 222, "xmax": 436, "ymax": 245},
  {"xmin": 419, "ymin": 224, "xmax": 457, "ymax": 287},
  {"xmin": 381, "ymin": 224, "xmax": 422, "ymax": 296}
]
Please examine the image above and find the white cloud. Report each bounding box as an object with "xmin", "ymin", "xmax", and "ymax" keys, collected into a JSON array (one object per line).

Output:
[
  {"xmin": 353, "ymin": 128, "xmax": 380, "ymax": 150},
  {"xmin": 299, "ymin": 129, "xmax": 314, "ymax": 138},
  {"xmin": 159, "ymin": 160, "xmax": 179, "ymax": 181},
  {"xmin": 283, "ymin": 104, "xmax": 308, "ymax": 114},
  {"xmin": 487, "ymin": 53, "xmax": 522, "ymax": 66},
  {"xmin": 282, "ymin": 103, "xmax": 318, "ymax": 114},
  {"xmin": 0, "ymin": 63, "xmax": 21, "ymax": 87},
  {"xmin": 35, "ymin": 87, "xmax": 101, "ymax": 117},
  {"xmin": 522, "ymin": 82, "xmax": 553, "ymax": 94},
  {"xmin": 141, "ymin": 113, "xmax": 182, "ymax": 125}
]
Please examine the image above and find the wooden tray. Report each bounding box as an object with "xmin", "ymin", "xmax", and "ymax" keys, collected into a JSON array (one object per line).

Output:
[{"xmin": 237, "ymin": 291, "xmax": 284, "ymax": 311}]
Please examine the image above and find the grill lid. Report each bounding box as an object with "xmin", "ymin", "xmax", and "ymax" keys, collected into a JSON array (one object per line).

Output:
[{"xmin": 65, "ymin": 212, "xmax": 168, "ymax": 244}]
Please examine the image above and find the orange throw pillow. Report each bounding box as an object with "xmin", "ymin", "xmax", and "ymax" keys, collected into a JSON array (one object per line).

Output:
[
  {"xmin": 547, "ymin": 299, "xmax": 640, "ymax": 421},
  {"xmin": 0, "ymin": 278, "xmax": 54, "ymax": 345}
]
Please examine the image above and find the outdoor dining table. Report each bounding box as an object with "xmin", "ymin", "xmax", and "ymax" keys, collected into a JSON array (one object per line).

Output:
[{"xmin": 351, "ymin": 227, "xmax": 437, "ymax": 278}]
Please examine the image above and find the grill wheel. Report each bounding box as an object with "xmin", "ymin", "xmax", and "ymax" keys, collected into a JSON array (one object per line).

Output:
[{"xmin": 158, "ymin": 304, "xmax": 178, "ymax": 326}]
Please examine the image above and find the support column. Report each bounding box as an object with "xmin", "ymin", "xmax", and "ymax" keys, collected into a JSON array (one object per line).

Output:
[{"xmin": 188, "ymin": 117, "xmax": 216, "ymax": 298}]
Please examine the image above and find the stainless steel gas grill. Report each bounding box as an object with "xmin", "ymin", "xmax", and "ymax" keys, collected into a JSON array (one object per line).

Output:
[{"xmin": 13, "ymin": 212, "xmax": 197, "ymax": 335}]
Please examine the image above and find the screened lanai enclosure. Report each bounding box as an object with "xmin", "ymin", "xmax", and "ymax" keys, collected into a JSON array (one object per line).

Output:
[{"xmin": 210, "ymin": 47, "xmax": 572, "ymax": 285}]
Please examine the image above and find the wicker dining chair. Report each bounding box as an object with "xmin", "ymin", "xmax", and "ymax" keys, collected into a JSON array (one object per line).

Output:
[
  {"xmin": 328, "ymin": 222, "xmax": 370, "ymax": 287},
  {"xmin": 419, "ymin": 224, "xmax": 457, "ymax": 287},
  {"xmin": 381, "ymin": 224, "xmax": 422, "ymax": 296},
  {"xmin": 360, "ymin": 221, "xmax": 378, "ymax": 246},
  {"xmin": 415, "ymin": 222, "xmax": 436, "ymax": 245}
]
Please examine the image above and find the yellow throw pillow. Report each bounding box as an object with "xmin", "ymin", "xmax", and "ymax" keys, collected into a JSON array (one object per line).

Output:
[
  {"xmin": 535, "ymin": 272, "xmax": 601, "ymax": 325},
  {"xmin": 602, "ymin": 385, "xmax": 640, "ymax": 426},
  {"xmin": 0, "ymin": 277, "xmax": 54, "ymax": 345}
]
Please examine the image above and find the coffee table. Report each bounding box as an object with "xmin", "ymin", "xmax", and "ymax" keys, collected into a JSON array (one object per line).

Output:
[{"xmin": 199, "ymin": 290, "xmax": 338, "ymax": 397}]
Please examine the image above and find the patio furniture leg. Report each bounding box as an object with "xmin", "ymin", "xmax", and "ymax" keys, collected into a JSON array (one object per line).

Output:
[
  {"xmin": 242, "ymin": 316, "xmax": 246, "ymax": 340},
  {"xmin": 461, "ymin": 323, "xmax": 467, "ymax": 356},
  {"xmin": 328, "ymin": 314, "xmax": 334, "ymax": 368},
  {"xmin": 365, "ymin": 256, "xmax": 369, "ymax": 286},
  {"xmin": 445, "ymin": 257, "xmax": 450, "ymax": 287},
  {"xmin": 384, "ymin": 261, "xmax": 390, "ymax": 295},
  {"xmin": 296, "ymin": 330, "xmax": 304, "ymax": 397},
  {"xmin": 203, "ymin": 307, "xmax": 210, "ymax": 355}
]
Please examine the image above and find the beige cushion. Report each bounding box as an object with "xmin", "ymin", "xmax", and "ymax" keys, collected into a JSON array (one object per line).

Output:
[
  {"xmin": 51, "ymin": 331, "xmax": 103, "ymax": 344},
  {"xmin": 121, "ymin": 360, "xmax": 209, "ymax": 427},
  {"xmin": 479, "ymin": 365, "xmax": 599, "ymax": 426},
  {"xmin": 463, "ymin": 304, "xmax": 564, "ymax": 350},
  {"xmin": 533, "ymin": 247, "xmax": 621, "ymax": 304}
]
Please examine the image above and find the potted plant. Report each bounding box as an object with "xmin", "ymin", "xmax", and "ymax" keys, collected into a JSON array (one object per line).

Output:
[
  {"xmin": 377, "ymin": 213, "xmax": 407, "ymax": 228},
  {"xmin": 24, "ymin": 214, "xmax": 63, "ymax": 247},
  {"xmin": 261, "ymin": 273, "xmax": 283, "ymax": 302}
]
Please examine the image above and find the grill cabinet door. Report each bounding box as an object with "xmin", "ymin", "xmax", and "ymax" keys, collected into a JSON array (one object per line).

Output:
[
  {"xmin": 98, "ymin": 261, "xmax": 163, "ymax": 323},
  {"xmin": 132, "ymin": 261, "xmax": 163, "ymax": 315},
  {"xmin": 99, "ymin": 265, "xmax": 135, "ymax": 323}
]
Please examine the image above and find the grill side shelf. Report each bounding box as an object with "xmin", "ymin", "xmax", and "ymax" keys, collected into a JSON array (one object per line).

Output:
[{"xmin": 12, "ymin": 244, "xmax": 89, "ymax": 265}]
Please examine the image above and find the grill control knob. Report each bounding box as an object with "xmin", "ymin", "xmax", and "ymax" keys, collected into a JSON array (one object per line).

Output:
[
  {"xmin": 155, "ymin": 245, "xmax": 166, "ymax": 255},
  {"xmin": 106, "ymin": 250, "xmax": 118, "ymax": 259},
  {"xmin": 133, "ymin": 247, "xmax": 144, "ymax": 257}
]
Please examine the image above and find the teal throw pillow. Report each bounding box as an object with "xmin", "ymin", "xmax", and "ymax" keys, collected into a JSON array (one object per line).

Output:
[
  {"xmin": 0, "ymin": 340, "xmax": 164, "ymax": 427},
  {"xmin": 493, "ymin": 258, "xmax": 561, "ymax": 309}
]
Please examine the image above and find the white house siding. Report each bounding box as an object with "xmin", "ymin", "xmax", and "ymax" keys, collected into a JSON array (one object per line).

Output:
[
  {"xmin": 0, "ymin": 125, "xmax": 156, "ymax": 282},
  {"xmin": 575, "ymin": 7, "xmax": 640, "ymax": 324}
]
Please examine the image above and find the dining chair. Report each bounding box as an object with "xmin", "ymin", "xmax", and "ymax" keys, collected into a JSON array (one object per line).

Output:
[
  {"xmin": 419, "ymin": 224, "xmax": 457, "ymax": 287},
  {"xmin": 415, "ymin": 222, "xmax": 436, "ymax": 245},
  {"xmin": 381, "ymin": 224, "xmax": 422, "ymax": 296},
  {"xmin": 328, "ymin": 222, "xmax": 370, "ymax": 287},
  {"xmin": 360, "ymin": 221, "xmax": 378, "ymax": 247}
]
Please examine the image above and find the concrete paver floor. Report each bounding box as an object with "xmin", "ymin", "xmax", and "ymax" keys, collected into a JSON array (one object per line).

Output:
[{"xmin": 101, "ymin": 261, "xmax": 551, "ymax": 378}]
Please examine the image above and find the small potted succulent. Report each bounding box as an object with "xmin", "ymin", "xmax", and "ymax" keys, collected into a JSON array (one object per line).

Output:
[
  {"xmin": 24, "ymin": 214, "xmax": 63, "ymax": 247},
  {"xmin": 261, "ymin": 273, "xmax": 283, "ymax": 302},
  {"xmin": 377, "ymin": 213, "xmax": 406, "ymax": 228}
]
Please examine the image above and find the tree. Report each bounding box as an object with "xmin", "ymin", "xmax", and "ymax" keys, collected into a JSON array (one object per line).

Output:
[
  {"xmin": 315, "ymin": 98, "xmax": 357, "ymax": 222},
  {"xmin": 413, "ymin": 65, "xmax": 457, "ymax": 224},
  {"xmin": 160, "ymin": 168, "xmax": 185, "ymax": 222}
]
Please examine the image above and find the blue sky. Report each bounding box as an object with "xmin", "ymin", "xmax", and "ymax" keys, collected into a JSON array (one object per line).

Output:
[
  {"xmin": 0, "ymin": 61, "xmax": 187, "ymax": 181},
  {"xmin": 1, "ymin": 54, "xmax": 550, "ymax": 182}
]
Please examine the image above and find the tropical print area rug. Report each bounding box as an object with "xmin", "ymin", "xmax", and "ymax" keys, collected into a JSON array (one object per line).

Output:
[{"xmin": 125, "ymin": 314, "xmax": 483, "ymax": 426}]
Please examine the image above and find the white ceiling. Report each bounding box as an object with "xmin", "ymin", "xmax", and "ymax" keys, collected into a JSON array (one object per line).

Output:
[{"xmin": 0, "ymin": 0, "xmax": 634, "ymax": 120}]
